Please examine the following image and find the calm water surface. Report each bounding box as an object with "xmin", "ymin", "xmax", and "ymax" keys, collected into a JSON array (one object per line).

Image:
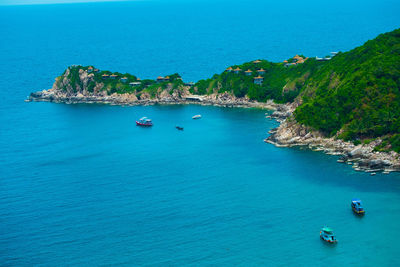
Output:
[{"xmin": 1, "ymin": 0, "xmax": 400, "ymax": 265}]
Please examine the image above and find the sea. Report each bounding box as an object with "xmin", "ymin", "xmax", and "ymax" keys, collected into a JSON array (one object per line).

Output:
[{"xmin": 1, "ymin": 0, "xmax": 400, "ymax": 266}]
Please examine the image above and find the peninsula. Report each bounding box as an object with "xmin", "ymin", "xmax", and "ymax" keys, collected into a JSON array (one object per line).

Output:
[{"xmin": 29, "ymin": 28, "xmax": 400, "ymax": 173}]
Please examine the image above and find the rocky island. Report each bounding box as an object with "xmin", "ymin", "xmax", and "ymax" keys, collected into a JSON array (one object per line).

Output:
[{"xmin": 29, "ymin": 28, "xmax": 400, "ymax": 173}]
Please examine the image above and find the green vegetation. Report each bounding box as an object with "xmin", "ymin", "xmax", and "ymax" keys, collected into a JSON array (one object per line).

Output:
[
  {"xmin": 193, "ymin": 58, "xmax": 328, "ymax": 103},
  {"xmin": 193, "ymin": 28, "xmax": 400, "ymax": 152},
  {"xmin": 294, "ymin": 28, "xmax": 400, "ymax": 152},
  {"xmin": 61, "ymin": 66, "xmax": 184, "ymax": 98}
]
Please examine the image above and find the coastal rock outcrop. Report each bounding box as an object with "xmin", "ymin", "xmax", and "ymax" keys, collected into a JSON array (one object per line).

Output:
[{"xmin": 265, "ymin": 109, "xmax": 400, "ymax": 173}]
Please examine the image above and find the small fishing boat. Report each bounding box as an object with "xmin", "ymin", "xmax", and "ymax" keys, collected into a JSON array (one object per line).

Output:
[
  {"xmin": 136, "ymin": 117, "xmax": 153, "ymax": 126},
  {"xmin": 192, "ymin": 114, "xmax": 201, "ymax": 119},
  {"xmin": 351, "ymin": 198, "xmax": 365, "ymax": 214},
  {"xmin": 320, "ymin": 227, "xmax": 337, "ymax": 243},
  {"xmin": 176, "ymin": 126, "xmax": 184, "ymax": 130}
]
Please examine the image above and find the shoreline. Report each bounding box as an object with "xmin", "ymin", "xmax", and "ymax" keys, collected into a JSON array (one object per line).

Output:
[
  {"xmin": 28, "ymin": 90, "xmax": 400, "ymax": 174},
  {"xmin": 265, "ymin": 106, "xmax": 400, "ymax": 174},
  {"xmin": 27, "ymin": 89, "xmax": 281, "ymax": 110}
]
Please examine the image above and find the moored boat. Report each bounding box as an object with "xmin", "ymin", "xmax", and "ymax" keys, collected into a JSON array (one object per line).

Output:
[
  {"xmin": 351, "ymin": 198, "xmax": 365, "ymax": 214},
  {"xmin": 136, "ymin": 117, "xmax": 153, "ymax": 126},
  {"xmin": 176, "ymin": 126, "xmax": 184, "ymax": 130},
  {"xmin": 192, "ymin": 114, "xmax": 201, "ymax": 119},
  {"xmin": 320, "ymin": 227, "xmax": 337, "ymax": 243}
]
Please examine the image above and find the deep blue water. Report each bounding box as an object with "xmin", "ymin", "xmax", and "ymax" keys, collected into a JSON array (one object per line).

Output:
[{"xmin": 1, "ymin": 0, "xmax": 400, "ymax": 265}]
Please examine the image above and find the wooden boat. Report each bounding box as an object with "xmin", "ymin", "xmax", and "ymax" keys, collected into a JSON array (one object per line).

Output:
[
  {"xmin": 320, "ymin": 227, "xmax": 337, "ymax": 243},
  {"xmin": 136, "ymin": 117, "xmax": 153, "ymax": 126},
  {"xmin": 351, "ymin": 199, "xmax": 365, "ymax": 214}
]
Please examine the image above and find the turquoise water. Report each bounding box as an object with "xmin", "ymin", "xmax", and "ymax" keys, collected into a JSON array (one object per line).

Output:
[{"xmin": 1, "ymin": 0, "xmax": 400, "ymax": 265}]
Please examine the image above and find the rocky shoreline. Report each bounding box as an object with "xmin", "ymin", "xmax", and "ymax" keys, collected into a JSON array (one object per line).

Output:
[
  {"xmin": 265, "ymin": 105, "xmax": 400, "ymax": 174},
  {"xmin": 28, "ymin": 90, "xmax": 400, "ymax": 173},
  {"xmin": 27, "ymin": 88, "xmax": 281, "ymax": 109}
]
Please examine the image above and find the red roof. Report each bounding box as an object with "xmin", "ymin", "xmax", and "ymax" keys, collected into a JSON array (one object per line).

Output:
[
  {"xmin": 254, "ymin": 76, "xmax": 263, "ymax": 79},
  {"xmin": 234, "ymin": 67, "xmax": 241, "ymax": 71},
  {"xmin": 245, "ymin": 69, "xmax": 252, "ymax": 73},
  {"xmin": 253, "ymin": 60, "xmax": 261, "ymax": 64}
]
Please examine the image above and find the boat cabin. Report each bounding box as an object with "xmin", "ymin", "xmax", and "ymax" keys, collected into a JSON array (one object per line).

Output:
[{"xmin": 136, "ymin": 117, "xmax": 153, "ymax": 126}]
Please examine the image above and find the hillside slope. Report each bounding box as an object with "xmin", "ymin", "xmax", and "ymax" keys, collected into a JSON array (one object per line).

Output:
[{"xmin": 294, "ymin": 29, "xmax": 400, "ymax": 151}]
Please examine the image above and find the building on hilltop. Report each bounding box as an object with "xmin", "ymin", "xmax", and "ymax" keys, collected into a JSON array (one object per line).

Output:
[
  {"xmin": 129, "ymin": 82, "xmax": 141, "ymax": 87},
  {"xmin": 257, "ymin": 68, "xmax": 266, "ymax": 75},
  {"xmin": 185, "ymin": 82, "xmax": 195, "ymax": 87},
  {"xmin": 233, "ymin": 67, "xmax": 241, "ymax": 74},
  {"xmin": 245, "ymin": 69, "xmax": 252, "ymax": 76},
  {"xmin": 253, "ymin": 76, "xmax": 263, "ymax": 85}
]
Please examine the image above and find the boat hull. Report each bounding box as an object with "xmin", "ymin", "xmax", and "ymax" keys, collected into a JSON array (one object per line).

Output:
[
  {"xmin": 320, "ymin": 231, "xmax": 337, "ymax": 243},
  {"xmin": 352, "ymin": 206, "xmax": 365, "ymax": 214},
  {"xmin": 136, "ymin": 121, "xmax": 153, "ymax": 126},
  {"xmin": 320, "ymin": 235, "xmax": 338, "ymax": 243}
]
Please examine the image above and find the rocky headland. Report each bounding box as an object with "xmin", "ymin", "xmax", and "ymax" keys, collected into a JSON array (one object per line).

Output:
[
  {"xmin": 265, "ymin": 105, "xmax": 400, "ymax": 173},
  {"xmin": 28, "ymin": 67, "xmax": 279, "ymax": 109}
]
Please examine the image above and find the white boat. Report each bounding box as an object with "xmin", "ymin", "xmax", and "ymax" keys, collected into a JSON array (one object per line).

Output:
[{"xmin": 192, "ymin": 114, "xmax": 202, "ymax": 119}]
